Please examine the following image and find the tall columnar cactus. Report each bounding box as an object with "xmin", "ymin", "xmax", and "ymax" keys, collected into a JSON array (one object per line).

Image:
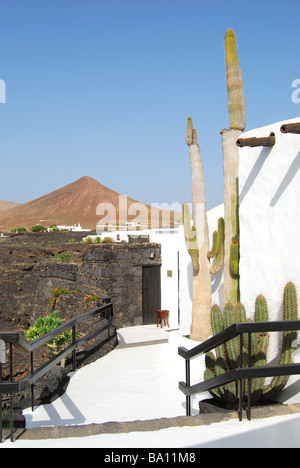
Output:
[
  {"xmin": 204, "ymin": 283, "xmax": 298, "ymax": 408},
  {"xmin": 184, "ymin": 116, "xmax": 212, "ymax": 341},
  {"xmin": 222, "ymin": 28, "xmax": 246, "ymax": 305}
]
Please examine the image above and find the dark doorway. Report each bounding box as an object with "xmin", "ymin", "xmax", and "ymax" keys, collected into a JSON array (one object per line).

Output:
[{"xmin": 142, "ymin": 266, "xmax": 161, "ymax": 325}]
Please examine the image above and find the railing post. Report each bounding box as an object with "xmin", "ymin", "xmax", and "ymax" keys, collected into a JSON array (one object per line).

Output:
[
  {"xmin": 31, "ymin": 351, "xmax": 34, "ymax": 412},
  {"xmin": 247, "ymin": 332, "xmax": 252, "ymax": 421},
  {"xmin": 0, "ymin": 362, "xmax": 2, "ymax": 443},
  {"xmin": 185, "ymin": 359, "xmax": 191, "ymax": 416},
  {"xmin": 238, "ymin": 334, "xmax": 243, "ymax": 421},
  {"xmin": 9, "ymin": 343, "xmax": 14, "ymax": 442},
  {"xmin": 72, "ymin": 325, "xmax": 76, "ymax": 372}
]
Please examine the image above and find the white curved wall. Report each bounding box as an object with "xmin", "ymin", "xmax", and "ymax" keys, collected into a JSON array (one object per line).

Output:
[{"xmin": 238, "ymin": 117, "xmax": 300, "ymax": 402}]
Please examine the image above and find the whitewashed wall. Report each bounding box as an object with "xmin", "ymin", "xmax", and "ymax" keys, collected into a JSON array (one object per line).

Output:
[
  {"xmin": 238, "ymin": 117, "xmax": 300, "ymax": 403},
  {"xmin": 239, "ymin": 117, "xmax": 300, "ymax": 319},
  {"xmin": 150, "ymin": 204, "xmax": 224, "ymax": 333}
]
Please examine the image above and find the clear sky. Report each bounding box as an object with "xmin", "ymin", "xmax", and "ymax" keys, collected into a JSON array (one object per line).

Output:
[{"xmin": 0, "ymin": 0, "xmax": 299, "ymax": 210}]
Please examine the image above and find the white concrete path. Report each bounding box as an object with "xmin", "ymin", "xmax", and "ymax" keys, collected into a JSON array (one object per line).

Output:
[{"xmin": 2, "ymin": 325, "xmax": 300, "ymax": 448}]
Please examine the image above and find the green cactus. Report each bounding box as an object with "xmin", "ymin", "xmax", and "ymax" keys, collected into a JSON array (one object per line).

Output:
[
  {"xmin": 230, "ymin": 240, "xmax": 239, "ymax": 277},
  {"xmin": 225, "ymin": 28, "xmax": 246, "ymax": 131},
  {"xmin": 207, "ymin": 231, "xmax": 220, "ymax": 259},
  {"xmin": 262, "ymin": 282, "xmax": 298, "ymax": 400},
  {"xmin": 222, "ymin": 28, "xmax": 246, "ymax": 306},
  {"xmin": 208, "ymin": 217, "xmax": 225, "ymax": 275},
  {"xmin": 204, "ymin": 284, "xmax": 298, "ymax": 409}
]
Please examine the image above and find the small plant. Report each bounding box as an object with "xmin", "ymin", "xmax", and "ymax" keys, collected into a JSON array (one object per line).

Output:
[
  {"xmin": 47, "ymin": 240, "xmax": 55, "ymax": 246},
  {"xmin": 84, "ymin": 237, "xmax": 93, "ymax": 244},
  {"xmin": 84, "ymin": 294, "xmax": 100, "ymax": 308},
  {"xmin": 49, "ymin": 287, "xmax": 81, "ymax": 312},
  {"xmin": 24, "ymin": 310, "xmax": 73, "ymax": 353},
  {"xmin": 94, "ymin": 237, "xmax": 101, "ymax": 244},
  {"xmin": 66, "ymin": 238, "xmax": 75, "ymax": 244},
  {"xmin": 50, "ymin": 251, "xmax": 74, "ymax": 263},
  {"xmin": 17, "ymin": 227, "xmax": 26, "ymax": 233},
  {"xmin": 101, "ymin": 237, "xmax": 114, "ymax": 243}
]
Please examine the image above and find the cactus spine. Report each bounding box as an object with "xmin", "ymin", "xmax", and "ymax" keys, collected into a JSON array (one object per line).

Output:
[
  {"xmin": 184, "ymin": 117, "xmax": 212, "ymax": 341},
  {"xmin": 222, "ymin": 28, "xmax": 246, "ymax": 305}
]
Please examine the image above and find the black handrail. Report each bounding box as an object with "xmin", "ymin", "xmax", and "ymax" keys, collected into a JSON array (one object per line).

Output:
[
  {"xmin": 0, "ymin": 302, "xmax": 114, "ymax": 442},
  {"xmin": 178, "ymin": 320, "xmax": 300, "ymax": 421}
]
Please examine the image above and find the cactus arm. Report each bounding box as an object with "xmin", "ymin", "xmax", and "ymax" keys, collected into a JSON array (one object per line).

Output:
[
  {"xmin": 186, "ymin": 116, "xmax": 193, "ymax": 146},
  {"xmin": 210, "ymin": 217, "xmax": 225, "ymax": 274},
  {"xmin": 230, "ymin": 240, "xmax": 239, "ymax": 277},
  {"xmin": 207, "ymin": 230, "xmax": 220, "ymax": 259},
  {"xmin": 183, "ymin": 202, "xmax": 199, "ymax": 275}
]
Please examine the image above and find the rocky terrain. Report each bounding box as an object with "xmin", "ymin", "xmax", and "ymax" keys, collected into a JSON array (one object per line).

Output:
[
  {"xmin": 0, "ymin": 230, "xmax": 90, "ymax": 331},
  {"xmin": 0, "ymin": 230, "xmax": 119, "ymax": 409}
]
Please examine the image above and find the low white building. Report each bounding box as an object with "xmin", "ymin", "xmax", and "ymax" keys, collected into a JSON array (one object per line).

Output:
[{"xmin": 49, "ymin": 223, "xmax": 91, "ymax": 232}]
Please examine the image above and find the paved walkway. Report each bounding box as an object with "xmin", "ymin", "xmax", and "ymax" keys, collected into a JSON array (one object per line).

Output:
[
  {"xmin": 2, "ymin": 325, "xmax": 300, "ymax": 447},
  {"xmin": 22, "ymin": 325, "xmax": 191, "ymax": 429}
]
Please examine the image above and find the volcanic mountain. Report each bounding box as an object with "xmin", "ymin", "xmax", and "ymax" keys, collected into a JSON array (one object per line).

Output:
[{"xmin": 0, "ymin": 176, "xmax": 180, "ymax": 231}]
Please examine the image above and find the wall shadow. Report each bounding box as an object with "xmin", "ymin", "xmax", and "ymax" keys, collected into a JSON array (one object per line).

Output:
[{"xmin": 270, "ymin": 151, "xmax": 300, "ymax": 207}]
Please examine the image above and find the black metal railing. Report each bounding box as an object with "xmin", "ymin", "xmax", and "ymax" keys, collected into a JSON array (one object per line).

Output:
[
  {"xmin": 178, "ymin": 320, "xmax": 300, "ymax": 421},
  {"xmin": 0, "ymin": 302, "xmax": 114, "ymax": 442}
]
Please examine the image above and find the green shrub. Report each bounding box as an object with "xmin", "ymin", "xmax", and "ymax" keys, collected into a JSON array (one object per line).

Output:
[
  {"xmin": 17, "ymin": 227, "xmax": 26, "ymax": 233},
  {"xmin": 31, "ymin": 225, "xmax": 47, "ymax": 232},
  {"xmin": 50, "ymin": 251, "xmax": 74, "ymax": 263},
  {"xmin": 47, "ymin": 241, "xmax": 55, "ymax": 246}
]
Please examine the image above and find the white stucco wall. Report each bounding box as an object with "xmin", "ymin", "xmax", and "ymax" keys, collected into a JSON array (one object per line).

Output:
[
  {"xmin": 238, "ymin": 117, "xmax": 300, "ymax": 403},
  {"xmin": 238, "ymin": 117, "xmax": 300, "ymax": 318}
]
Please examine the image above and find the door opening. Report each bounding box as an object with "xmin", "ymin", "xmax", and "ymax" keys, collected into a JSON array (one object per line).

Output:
[{"xmin": 142, "ymin": 266, "xmax": 161, "ymax": 325}]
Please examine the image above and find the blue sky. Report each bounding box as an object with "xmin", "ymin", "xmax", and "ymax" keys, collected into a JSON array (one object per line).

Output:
[{"xmin": 0, "ymin": 0, "xmax": 299, "ymax": 210}]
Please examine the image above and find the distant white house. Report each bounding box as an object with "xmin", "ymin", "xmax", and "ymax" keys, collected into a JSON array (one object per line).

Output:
[{"xmin": 48, "ymin": 223, "xmax": 91, "ymax": 232}]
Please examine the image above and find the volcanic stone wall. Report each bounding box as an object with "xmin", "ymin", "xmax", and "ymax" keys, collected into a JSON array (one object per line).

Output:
[
  {"xmin": 0, "ymin": 233, "xmax": 161, "ymax": 331},
  {"xmin": 38, "ymin": 243, "xmax": 162, "ymax": 328}
]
